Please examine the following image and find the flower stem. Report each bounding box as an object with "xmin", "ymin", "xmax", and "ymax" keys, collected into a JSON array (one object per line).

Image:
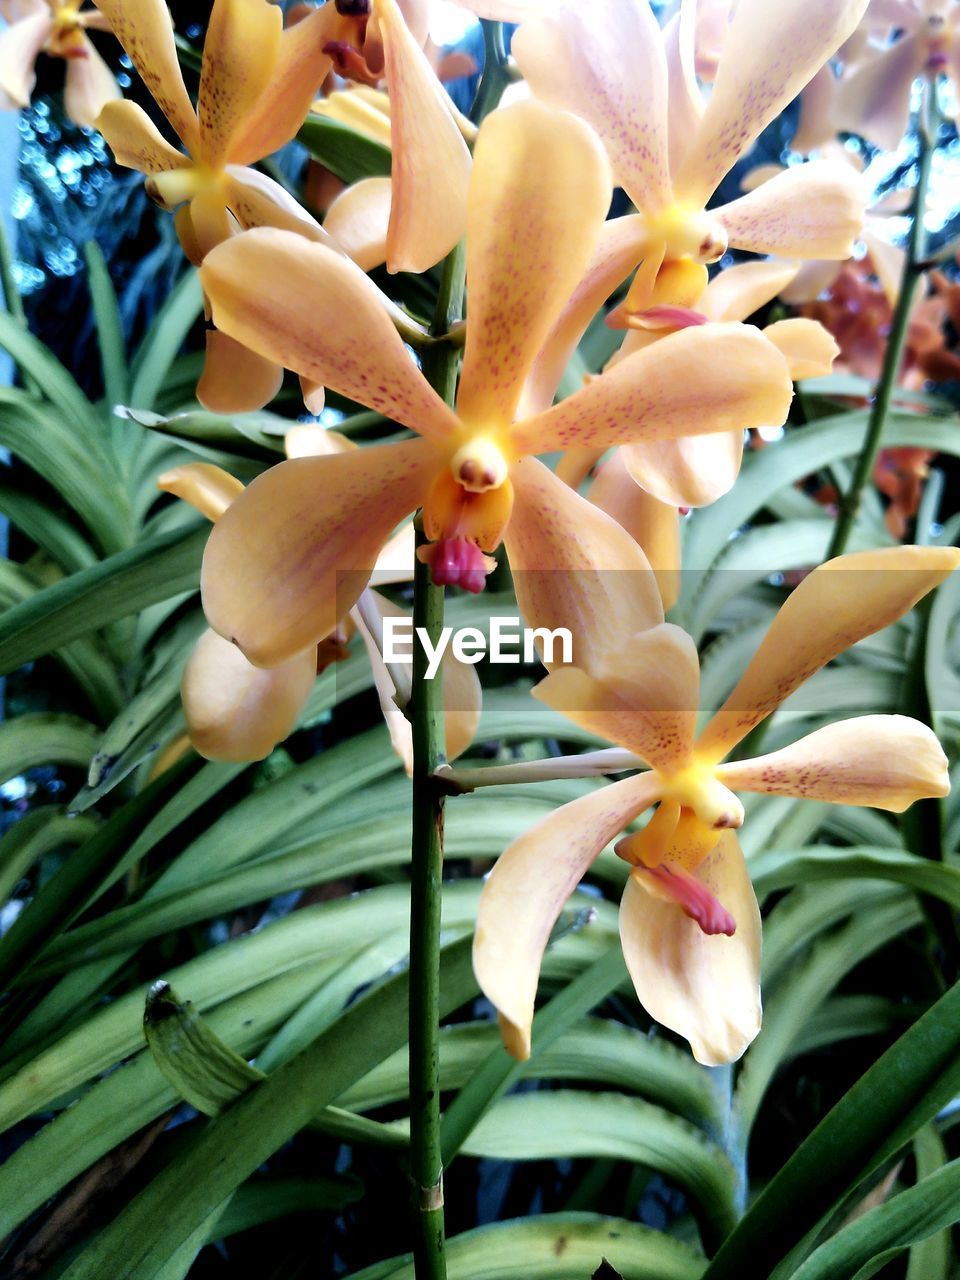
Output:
[
  {"xmin": 407, "ymin": 242, "xmax": 466, "ymax": 1280},
  {"xmin": 471, "ymin": 21, "xmax": 510, "ymax": 126},
  {"xmin": 826, "ymin": 88, "xmax": 939, "ymax": 559}
]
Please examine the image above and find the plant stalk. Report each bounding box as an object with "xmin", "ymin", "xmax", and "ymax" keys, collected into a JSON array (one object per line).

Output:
[
  {"xmin": 826, "ymin": 88, "xmax": 939, "ymax": 559},
  {"xmin": 407, "ymin": 240, "xmax": 466, "ymax": 1280}
]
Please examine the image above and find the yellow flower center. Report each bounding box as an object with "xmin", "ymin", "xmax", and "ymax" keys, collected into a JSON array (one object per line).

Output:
[
  {"xmin": 147, "ymin": 165, "xmax": 223, "ymax": 211},
  {"xmin": 658, "ymin": 763, "xmax": 744, "ymax": 831},
  {"xmin": 645, "ymin": 203, "xmax": 728, "ymax": 266},
  {"xmin": 449, "ymin": 435, "xmax": 511, "ymax": 493}
]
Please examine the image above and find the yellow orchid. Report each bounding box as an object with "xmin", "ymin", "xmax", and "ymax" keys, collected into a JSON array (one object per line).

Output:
[
  {"xmin": 0, "ymin": 0, "xmax": 118, "ymax": 127},
  {"xmin": 159, "ymin": 428, "xmax": 480, "ymax": 769},
  {"xmin": 510, "ymin": 0, "xmax": 868, "ymax": 404},
  {"xmin": 195, "ymin": 98, "xmax": 794, "ymax": 670},
  {"xmin": 474, "ymin": 545, "xmax": 959, "ymax": 1066},
  {"xmin": 93, "ymin": 0, "xmax": 343, "ymax": 412},
  {"xmin": 552, "ymin": 259, "xmax": 841, "ymax": 515}
]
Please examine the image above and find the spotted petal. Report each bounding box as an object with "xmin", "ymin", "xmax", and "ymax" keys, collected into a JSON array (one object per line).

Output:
[
  {"xmin": 835, "ymin": 30, "xmax": 926, "ymax": 152},
  {"xmin": 474, "ymin": 771, "xmax": 662, "ymax": 1060},
  {"xmin": 718, "ymin": 714, "xmax": 950, "ymax": 811},
  {"xmin": 697, "ymin": 547, "xmax": 960, "ymax": 763},
  {"xmin": 196, "ymin": 0, "xmax": 281, "ymax": 168},
  {"xmin": 96, "ymin": 99, "xmax": 188, "ymax": 173},
  {"xmin": 456, "ymin": 99, "xmax": 612, "ymax": 431},
  {"xmin": 202, "ymin": 438, "xmax": 437, "ymax": 667},
  {"xmin": 620, "ymin": 831, "xmax": 761, "ymax": 1066},
  {"xmin": 201, "ymin": 229, "xmax": 460, "ymax": 442}
]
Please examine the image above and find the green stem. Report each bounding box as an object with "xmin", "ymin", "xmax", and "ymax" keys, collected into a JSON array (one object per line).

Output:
[
  {"xmin": 470, "ymin": 21, "xmax": 510, "ymax": 126},
  {"xmin": 826, "ymin": 89, "xmax": 939, "ymax": 559},
  {"xmin": 407, "ymin": 241, "xmax": 466, "ymax": 1280}
]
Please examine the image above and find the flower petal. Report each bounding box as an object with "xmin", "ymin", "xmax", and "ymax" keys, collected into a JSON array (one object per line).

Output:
[
  {"xmin": 588, "ymin": 452, "xmax": 681, "ymax": 611},
  {"xmin": 762, "ymin": 318, "xmax": 839, "ymax": 380},
  {"xmin": 201, "ymin": 228, "xmax": 460, "ymax": 441},
  {"xmin": 95, "ymin": 98, "xmax": 190, "ymax": 173},
  {"xmin": 197, "ymin": 328, "xmax": 284, "ymax": 415},
  {"xmin": 519, "ymin": 214, "xmax": 649, "ymax": 418},
  {"xmin": 697, "ymin": 546, "xmax": 960, "ymax": 762},
  {"xmin": 223, "ymin": 167, "xmax": 330, "ymax": 241},
  {"xmin": 323, "ymin": 176, "xmax": 392, "ymax": 271},
  {"xmin": 202, "ymin": 438, "xmax": 436, "ymax": 667},
  {"xmin": 511, "ymin": 0, "xmax": 670, "ymax": 213},
  {"xmin": 227, "ymin": 3, "xmax": 337, "ymax": 165},
  {"xmin": 197, "ymin": 0, "xmax": 282, "ymax": 167},
  {"xmin": 792, "ymin": 61, "xmax": 839, "ymax": 154},
  {"xmin": 456, "ymin": 98, "xmax": 611, "ymax": 431},
  {"xmin": 835, "ymin": 30, "xmax": 925, "ymax": 151},
  {"xmin": 533, "ymin": 622, "xmax": 700, "ymax": 770},
  {"xmin": 778, "ymin": 259, "xmax": 843, "ymax": 306},
  {"xmin": 474, "ymin": 771, "xmax": 662, "ymax": 1060},
  {"xmin": 450, "ymin": 0, "xmax": 545, "ymax": 17},
  {"xmin": 718, "ymin": 714, "xmax": 950, "ymax": 811},
  {"xmin": 93, "ymin": 0, "xmax": 200, "ymax": 152},
  {"xmin": 715, "ymin": 160, "xmax": 866, "ymax": 260},
  {"xmin": 664, "ymin": 2, "xmax": 704, "ymax": 179},
  {"xmin": 620, "ymin": 831, "xmax": 761, "ymax": 1066},
  {"xmin": 512, "ymin": 323, "xmax": 793, "ymax": 456},
  {"xmin": 182, "ymin": 628, "xmax": 316, "ymax": 762},
  {"xmin": 863, "ymin": 225, "xmax": 905, "ymax": 306},
  {"xmin": 702, "ymin": 259, "xmax": 801, "ymax": 323},
  {"xmin": 674, "ymin": 0, "xmax": 869, "ymax": 206},
  {"xmin": 157, "ymin": 461, "xmax": 245, "ymax": 522},
  {"xmin": 620, "ymin": 430, "xmax": 744, "ymax": 509},
  {"xmin": 62, "ymin": 32, "xmax": 120, "ymax": 128},
  {"xmin": 504, "ymin": 457, "xmax": 664, "ymax": 679},
  {"xmin": 378, "ymin": 0, "xmax": 471, "ymax": 273},
  {"xmin": 0, "ymin": 9, "xmax": 50, "ymax": 107}
]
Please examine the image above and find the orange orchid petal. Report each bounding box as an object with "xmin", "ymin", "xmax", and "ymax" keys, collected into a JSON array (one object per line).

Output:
[
  {"xmin": 95, "ymin": 99, "xmax": 188, "ymax": 173},
  {"xmin": 715, "ymin": 160, "xmax": 866, "ymax": 260},
  {"xmin": 717, "ymin": 715, "xmax": 950, "ymax": 812},
  {"xmin": 0, "ymin": 9, "xmax": 51, "ymax": 107},
  {"xmin": 378, "ymin": 0, "xmax": 471, "ymax": 273},
  {"xmin": 223, "ymin": 168, "xmax": 330, "ymax": 241},
  {"xmin": 227, "ymin": 2, "xmax": 337, "ymax": 165},
  {"xmin": 202, "ymin": 438, "xmax": 436, "ymax": 667},
  {"xmin": 533, "ymin": 622, "xmax": 700, "ymax": 770},
  {"xmin": 702, "ymin": 259, "xmax": 802, "ymax": 323},
  {"xmin": 512, "ymin": 0, "xmax": 670, "ymax": 213},
  {"xmin": 674, "ymin": 0, "xmax": 869, "ymax": 206},
  {"xmin": 187, "ymin": 188, "xmax": 236, "ymax": 259},
  {"xmin": 792, "ymin": 61, "xmax": 839, "ymax": 155},
  {"xmin": 762, "ymin": 318, "xmax": 839, "ymax": 380},
  {"xmin": 201, "ymin": 229, "xmax": 460, "ymax": 442},
  {"xmin": 520, "ymin": 215, "xmax": 648, "ymax": 418},
  {"xmin": 504, "ymin": 457, "xmax": 664, "ymax": 679},
  {"xmin": 370, "ymin": 521, "xmax": 416, "ymax": 585},
  {"xmin": 93, "ymin": 0, "xmax": 200, "ymax": 153},
  {"xmin": 779, "ymin": 259, "xmax": 843, "ymax": 307},
  {"xmin": 835, "ymin": 31, "xmax": 925, "ymax": 151},
  {"xmin": 456, "ymin": 99, "xmax": 611, "ymax": 431},
  {"xmin": 323, "ymin": 176, "xmax": 392, "ymax": 272},
  {"xmin": 197, "ymin": 0, "xmax": 282, "ymax": 168},
  {"xmin": 197, "ymin": 328, "xmax": 284, "ymax": 415},
  {"xmin": 697, "ymin": 547, "xmax": 960, "ymax": 763},
  {"xmin": 621, "ymin": 430, "xmax": 744, "ymax": 509},
  {"xmin": 157, "ymin": 462, "xmax": 245, "ymax": 523},
  {"xmin": 620, "ymin": 831, "xmax": 761, "ymax": 1066},
  {"xmin": 283, "ymin": 424, "xmax": 356, "ymax": 460},
  {"xmin": 62, "ymin": 31, "xmax": 120, "ymax": 128},
  {"xmin": 512, "ymin": 323, "xmax": 793, "ymax": 456},
  {"xmin": 474, "ymin": 771, "xmax": 662, "ymax": 1060},
  {"xmin": 182, "ymin": 628, "xmax": 316, "ymax": 763},
  {"xmin": 663, "ymin": 3, "xmax": 703, "ymax": 180},
  {"xmin": 588, "ymin": 452, "xmax": 681, "ymax": 611}
]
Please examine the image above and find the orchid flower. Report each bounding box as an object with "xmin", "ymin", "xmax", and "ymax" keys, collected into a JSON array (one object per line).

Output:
[
  {"xmin": 474, "ymin": 544, "xmax": 958, "ymax": 1065},
  {"xmin": 159, "ymin": 428, "xmax": 479, "ymax": 769},
  {"xmin": 511, "ymin": 0, "xmax": 868, "ymax": 415},
  {"xmin": 835, "ymin": 0, "xmax": 960, "ymax": 151},
  {"xmin": 195, "ymin": 99, "xmax": 794, "ymax": 671},
  {"xmin": 0, "ymin": 0, "xmax": 118, "ymax": 127},
  {"xmin": 554, "ymin": 259, "xmax": 839, "ymax": 515}
]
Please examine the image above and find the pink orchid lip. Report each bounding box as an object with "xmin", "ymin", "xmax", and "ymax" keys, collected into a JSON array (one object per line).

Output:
[
  {"xmin": 627, "ymin": 306, "xmax": 711, "ymax": 331},
  {"xmin": 635, "ymin": 864, "xmax": 737, "ymax": 937},
  {"xmin": 419, "ymin": 538, "xmax": 491, "ymax": 593}
]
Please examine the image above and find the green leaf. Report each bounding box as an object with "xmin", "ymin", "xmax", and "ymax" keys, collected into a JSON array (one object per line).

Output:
[
  {"xmin": 0, "ymin": 311, "xmax": 103, "ymax": 441},
  {"xmin": 297, "ymin": 115, "xmax": 392, "ymax": 183},
  {"xmin": 346, "ymin": 1215, "xmax": 705, "ymax": 1280},
  {"xmin": 129, "ymin": 269, "xmax": 204, "ymax": 411},
  {"xmin": 0, "ymin": 807, "xmax": 98, "ymax": 904},
  {"xmin": 789, "ymin": 1157, "xmax": 960, "ymax": 1280},
  {"xmin": 0, "ymin": 479, "xmax": 97, "ymax": 573},
  {"xmin": 701, "ymin": 978, "xmax": 960, "ymax": 1280},
  {"xmin": 0, "ymin": 524, "xmax": 206, "ymax": 676},
  {"xmin": 84, "ymin": 240, "xmax": 130, "ymax": 413},
  {"xmin": 56, "ymin": 939, "xmax": 477, "ymax": 1280},
  {"xmin": 117, "ymin": 405, "xmax": 287, "ymax": 462},
  {"xmin": 0, "ymin": 712, "xmax": 99, "ymax": 786},
  {"xmin": 906, "ymin": 1125, "xmax": 951, "ymax": 1280},
  {"xmin": 751, "ymin": 845, "xmax": 960, "ymax": 910},
  {"xmin": 143, "ymin": 980, "xmax": 265, "ymax": 1114}
]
